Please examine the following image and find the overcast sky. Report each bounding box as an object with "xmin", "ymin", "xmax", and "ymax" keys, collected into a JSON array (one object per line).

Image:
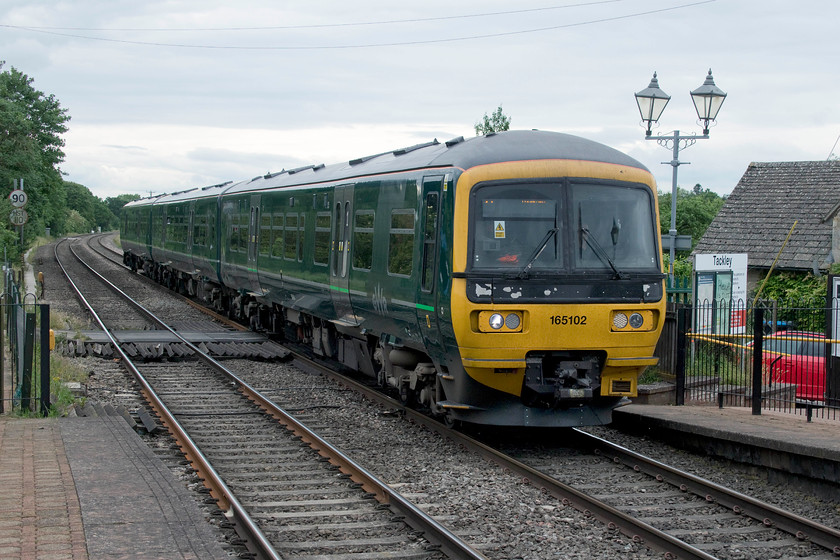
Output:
[{"xmin": 2, "ymin": 0, "xmax": 838, "ymax": 201}]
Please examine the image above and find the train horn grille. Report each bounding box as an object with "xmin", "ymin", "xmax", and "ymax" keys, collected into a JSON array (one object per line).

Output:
[{"xmin": 611, "ymin": 380, "xmax": 632, "ymax": 393}]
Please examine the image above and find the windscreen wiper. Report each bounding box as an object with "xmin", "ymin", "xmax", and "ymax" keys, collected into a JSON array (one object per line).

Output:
[
  {"xmin": 579, "ymin": 225, "xmax": 628, "ymax": 280},
  {"xmin": 517, "ymin": 227, "xmax": 559, "ymax": 279}
]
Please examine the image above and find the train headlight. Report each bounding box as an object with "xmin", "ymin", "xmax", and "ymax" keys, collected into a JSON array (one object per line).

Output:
[
  {"xmin": 611, "ymin": 310, "xmax": 656, "ymax": 332},
  {"xmin": 489, "ymin": 313, "xmax": 504, "ymax": 330},
  {"xmin": 477, "ymin": 311, "xmax": 524, "ymax": 332},
  {"xmin": 613, "ymin": 313, "xmax": 629, "ymax": 329},
  {"xmin": 505, "ymin": 313, "xmax": 521, "ymax": 330}
]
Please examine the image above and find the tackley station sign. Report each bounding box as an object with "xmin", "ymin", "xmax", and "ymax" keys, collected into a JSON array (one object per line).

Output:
[{"xmin": 694, "ymin": 253, "xmax": 748, "ymax": 334}]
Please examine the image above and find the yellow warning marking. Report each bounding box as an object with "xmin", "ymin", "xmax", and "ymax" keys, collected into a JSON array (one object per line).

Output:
[{"xmin": 494, "ymin": 221, "xmax": 506, "ymax": 239}]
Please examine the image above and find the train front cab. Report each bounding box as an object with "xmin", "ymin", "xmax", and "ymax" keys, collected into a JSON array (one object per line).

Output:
[{"xmin": 441, "ymin": 160, "xmax": 666, "ymax": 427}]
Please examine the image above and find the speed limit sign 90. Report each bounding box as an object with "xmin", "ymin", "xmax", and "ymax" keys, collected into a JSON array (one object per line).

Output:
[{"xmin": 9, "ymin": 189, "xmax": 28, "ymax": 208}]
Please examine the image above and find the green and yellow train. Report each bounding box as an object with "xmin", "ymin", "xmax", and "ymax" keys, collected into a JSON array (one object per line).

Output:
[{"xmin": 121, "ymin": 130, "xmax": 666, "ymax": 427}]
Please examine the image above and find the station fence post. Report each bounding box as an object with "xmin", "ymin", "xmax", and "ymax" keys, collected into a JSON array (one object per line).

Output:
[{"xmin": 751, "ymin": 307, "xmax": 764, "ymax": 415}]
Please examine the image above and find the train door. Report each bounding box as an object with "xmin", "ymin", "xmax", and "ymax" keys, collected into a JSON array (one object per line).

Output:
[
  {"xmin": 187, "ymin": 201, "xmax": 195, "ymax": 268},
  {"xmin": 246, "ymin": 194, "xmax": 262, "ymax": 293},
  {"xmin": 330, "ymin": 185, "xmax": 357, "ymax": 324},
  {"xmin": 416, "ymin": 176, "xmax": 444, "ymax": 358}
]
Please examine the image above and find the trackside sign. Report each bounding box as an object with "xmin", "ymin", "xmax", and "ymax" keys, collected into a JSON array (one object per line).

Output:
[{"xmin": 694, "ymin": 253, "xmax": 748, "ymax": 334}]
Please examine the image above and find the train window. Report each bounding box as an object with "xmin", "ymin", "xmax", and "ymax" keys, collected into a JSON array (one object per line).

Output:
[
  {"xmin": 388, "ymin": 209, "xmax": 415, "ymax": 277},
  {"xmin": 472, "ymin": 191, "xmax": 559, "ymax": 270},
  {"xmin": 233, "ymin": 209, "xmax": 249, "ymax": 253},
  {"xmin": 152, "ymin": 215, "xmax": 162, "ymax": 246},
  {"xmin": 284, "ymin": 214, "xmax": 298, "ymax": 260},
  {"xmin": 230, "ymin": 215, "xmax": 238, "ymax": 252},
  {"xmin": 353, "ymin": 211, "xmax": 374, "ymax": 271},
  {"xmin": 421, "ymin": 193, "xmax": 439, "ymax": 292},
  {"xmin": 271, "ymin": 214, "xmax": 284, "ymax": 258},
  {"xmin": 572, "ymin": 184, "xmax": 657, "ymax": 271},
  {"xmin": 193, "ymin": 214, "xmax": 206, "ymax": 247},
  {"xmin": 314, "ymin": 212, "xmax": 331, "ymax": 266},
  {"xmin": 167, "ymin": 216, "xmax": 173, "ymax": 243},
  {"xmin": 230, "ymin": 213, "xmax": 241, "ymax": 252},
  {"xmin": 259, "ymin": 213, "xmax": 272, "ymax": 256}
]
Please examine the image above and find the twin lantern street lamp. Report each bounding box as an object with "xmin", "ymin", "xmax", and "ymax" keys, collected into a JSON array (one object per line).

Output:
[{"xmin": 634, "ymin": 69, "xmax": 727, "ymax": 284}]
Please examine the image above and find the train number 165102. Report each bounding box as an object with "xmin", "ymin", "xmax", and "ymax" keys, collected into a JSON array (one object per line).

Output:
[{"xmin": 550, "ymin": 315, "xmax": 587, "ymax": 326}]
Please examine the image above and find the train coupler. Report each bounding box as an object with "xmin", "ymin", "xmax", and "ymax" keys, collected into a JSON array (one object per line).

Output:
[{"xmin": 522, "ymin": 354, "xmax": 602, "ymax": 407}]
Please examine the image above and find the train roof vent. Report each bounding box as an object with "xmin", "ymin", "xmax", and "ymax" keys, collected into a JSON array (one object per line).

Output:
[
  {"xmin": 392, "ymin": 139, "xmax": 440, "ymax": 156},
  {"xmin": 288, "ymin": 164, "xmax": 317, "ymax": 175},
  {"xmin": 445, "ymin": 136, "xmax": 465, "ymax": 147},
  {"xmin": 170, "ymin": 187, "xmax": 197, "ymax": 195},
  {"xmin": 312, "ymin": 163, "xmax": 325, "ymax": 171},
  {"xmin": 349, "ymin": 150, "xmax": 390, "ymax": 166},
  {"xmin": 264, "ymin": 169, "xmax": 286, "ymax": 180},
  {"xmin": 201, "ymin": 181, "xmax": 232, "ymax": 191}
]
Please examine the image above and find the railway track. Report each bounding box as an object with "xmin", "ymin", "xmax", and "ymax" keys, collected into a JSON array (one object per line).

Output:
[
  {"xmin": 53, "ymin": 233, "xmax": 840, "ymax": 558},
  {"xmin": 240, "ymin": 352, "xmax": 840, "ymax": 560},
  {"xmin": 53, "ymin": 236, "xmax": 287, "ymax": 360},
  {"xmin": 54, "ymin": 235, "xmax": 485, "ymax": 560},
  {"xmin": 501, "ymin": 431, "xmax": 840, "ymax": 559}
]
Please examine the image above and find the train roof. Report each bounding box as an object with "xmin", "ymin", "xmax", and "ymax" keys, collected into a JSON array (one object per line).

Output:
[{"xmin": 123, "ymin": 130, "xmax": 650, "ymax": 207}]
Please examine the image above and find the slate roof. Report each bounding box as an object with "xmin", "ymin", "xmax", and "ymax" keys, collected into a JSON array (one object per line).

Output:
[{"xmin": 694, "ymin": 160, "xmax": 840, "ymax": 271}]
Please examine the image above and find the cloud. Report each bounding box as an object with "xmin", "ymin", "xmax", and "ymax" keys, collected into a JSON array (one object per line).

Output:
[{"xmin": 2, "ymin": 1, "xmax": 838, "ymax": 202}]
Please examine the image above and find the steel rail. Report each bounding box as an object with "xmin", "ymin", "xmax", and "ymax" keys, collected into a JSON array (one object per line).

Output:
[
  {"xmin": 288, "ymin": 354, "xmax": 719, "ymax": 560},
  {"xmin": 58, "ymin": 237, "xmax": 487, "ymax": 560},
  {"xmin": 54, "ymin": 238, "xmax": 282, "ymax": 560},
  {"xmin": 572, "ymin": 429, "xmax": 840, "ymax": 554},
  {"xmin": 98, "ymin": 232, "xmax": 840, "ymax": 556}
]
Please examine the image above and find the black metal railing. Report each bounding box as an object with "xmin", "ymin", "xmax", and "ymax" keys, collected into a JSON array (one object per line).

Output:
[
  {"xmin": 666, "ymin": 276, "xmax": 692, "ymax": 304},
  {"xmin": 1, "ymin": 268, "xmax": 51, "ymax": 415},
  {"xmin": 671, "ymin": 298, "xmax": 839, "ymax": 421}
]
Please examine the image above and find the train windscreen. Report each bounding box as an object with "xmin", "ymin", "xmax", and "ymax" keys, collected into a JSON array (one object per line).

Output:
[{"xmin": 471, "ymin": 182, "xmax": 659, "ymax": 275}]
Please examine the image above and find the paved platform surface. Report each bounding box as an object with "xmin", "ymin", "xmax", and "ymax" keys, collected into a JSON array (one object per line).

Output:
[
  {"xmin": 614, "ymin": 404, "xmax": 840, "ymax": 480},
  {"xmin": 0, "ymin": 416, "xmax": 230, "ymax": 560}
]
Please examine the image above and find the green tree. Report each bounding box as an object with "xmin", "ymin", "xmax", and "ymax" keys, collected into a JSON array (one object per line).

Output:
[
  {"xmin": 62, "ymin": 181, "xmax": 120, "ymax": 232},
  {"xmin": 0, "ymin": 62, "xmax": 70, "ymax": 258},
  {"xmin": 474, "ymin": 105, "xmax": 511, "ymax": 135},
  {"xmin": 658, "ymin": 185, "xmax": 725, "ymax": 251},
  {"xmin": 63, "ymin": 209, "xmax": 89, "ymax": 235},
  {"xmin": 105, "ymin": 193, "xmax": 141, "ymax": 224}
]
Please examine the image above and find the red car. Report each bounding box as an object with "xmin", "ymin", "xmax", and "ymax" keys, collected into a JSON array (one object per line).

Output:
[{"xmin": 760, "ymin": 332, "xmax": 826, "ymax": 402}]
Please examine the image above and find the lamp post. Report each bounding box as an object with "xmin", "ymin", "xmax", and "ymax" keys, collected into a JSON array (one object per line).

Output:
[{"xmin": 634, "ymin": 69, "xmax": 727, "ymax": 285}]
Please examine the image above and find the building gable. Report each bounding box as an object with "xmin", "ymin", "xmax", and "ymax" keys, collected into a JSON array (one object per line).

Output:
[{"xmin": 694, "ymin": 160, "xmax": 840, "ymax": 271}]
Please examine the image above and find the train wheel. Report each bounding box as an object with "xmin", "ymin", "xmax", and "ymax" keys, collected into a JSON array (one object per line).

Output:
[
  {"xmin": 399, "ymin": 382, "xmax": 418, "ymax": 407},
  {"xmin": 443, "ymin": 410, "xmax": 461, "ymax": 429},
  {"xmin": 372, "ymin": 345, "xmax": 386, "ymax": 388}
]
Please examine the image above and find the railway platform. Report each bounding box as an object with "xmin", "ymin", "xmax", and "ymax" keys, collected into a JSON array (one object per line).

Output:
[
  {"xmin": 614, "ymin": 404, "xmax": 840, "ymax": 487},
  {"xmin": 0, "ymin": 415, "xmax": 230, "ymax": 560}
]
